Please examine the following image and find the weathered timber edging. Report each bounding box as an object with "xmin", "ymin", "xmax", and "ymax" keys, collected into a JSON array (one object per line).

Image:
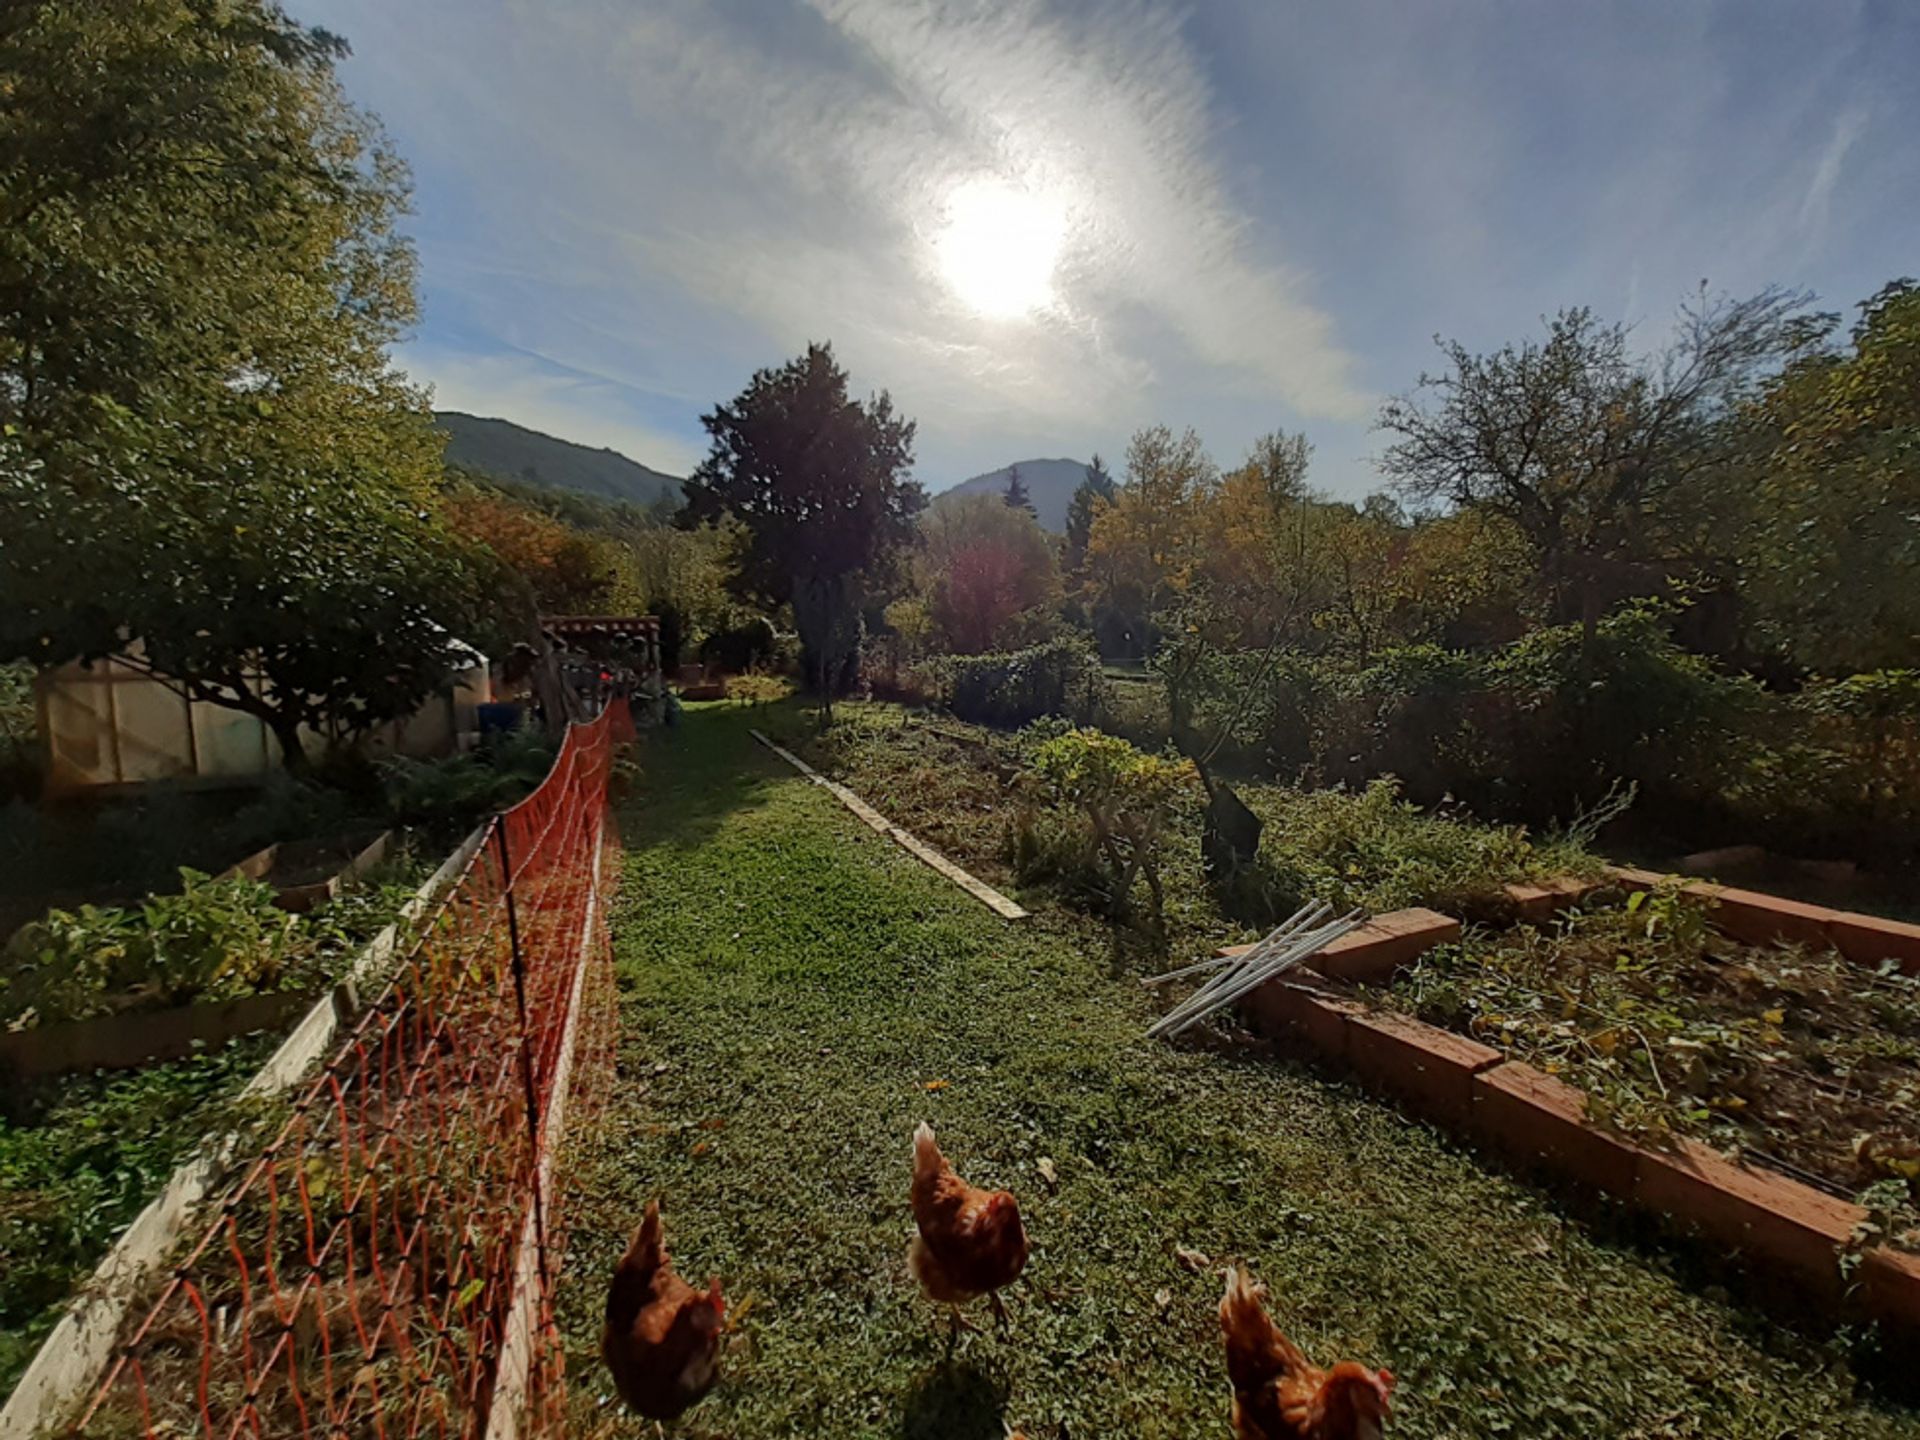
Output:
[{"xmin": 750, "ymin": 728, "xmax": 1028, "ymax": 920}]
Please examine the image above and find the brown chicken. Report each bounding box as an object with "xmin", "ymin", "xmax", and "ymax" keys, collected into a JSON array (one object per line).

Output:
[
  {"xmin": 909, "ymin": 1121, "xmax": 1030, "ymax": 1336},
  {"xmin": 602, "ymin": 1199, "xmax": 726, "ymax": 1423},
  {"xmin": 1220, "ymin": 1266, "xmax": 1394, "ymax": 1440}
]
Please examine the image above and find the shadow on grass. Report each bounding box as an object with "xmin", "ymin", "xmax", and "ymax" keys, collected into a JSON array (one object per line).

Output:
[
  {"xmin": 898, "ymin": 1359, "xmax": 1009, "ymax": 1440},
  {"xmin": 616, "ymin": 703, "xmax": 798, "ymax": 857}
]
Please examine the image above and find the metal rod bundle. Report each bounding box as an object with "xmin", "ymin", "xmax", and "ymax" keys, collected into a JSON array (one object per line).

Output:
[{"xmin": 1146, "ymin": 903, "xmax": 1367, "ymax": 1040}]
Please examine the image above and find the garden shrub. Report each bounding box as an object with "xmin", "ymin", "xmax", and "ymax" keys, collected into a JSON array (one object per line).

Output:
[
  {"xmin": 946, "ymin": 638, "xmax": 1111, "ymax": 729},
  {"xmin": 1180, "ymin": 601, "xmax": 1920, "ymax": 862},
  {"xmin": 382, "ymin": 723, "xmax": 557, "ymax": 838},
  {"xmin": 1028, "ymin": 727, "xmax": 1196, "ymax": 923}
]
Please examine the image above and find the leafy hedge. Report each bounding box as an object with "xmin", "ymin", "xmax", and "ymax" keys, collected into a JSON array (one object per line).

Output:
[
  {"xmin": 1195, "ymin": 604, "xmax": 1920, "ymax": 858},
  {"xmin": 937, "ymin": 638, "xmax": 1112, "ymax": 729}
]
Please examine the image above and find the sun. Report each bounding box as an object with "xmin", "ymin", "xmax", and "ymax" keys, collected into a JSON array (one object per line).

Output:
[{"xmin": 933, "ymin": 177, "xmax": 1066, "ymax": 319}]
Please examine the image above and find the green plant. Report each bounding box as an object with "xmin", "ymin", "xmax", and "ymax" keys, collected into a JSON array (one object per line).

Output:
[
  {"xmin": 1243, "ymin": 776, "xmax": 1601, "ymax": 919},
  {"xmin": 1, "ymin": 870, "xmax": 312, "ymax": 1025},
  {"xmin": 1029, "ymin": 728, "xmax": 1196, "ymax": 924},
  {"xmin": 729, "ymin": 672, "xmax": 794, "ymax": 707},
  {"xmin": 1390, "ymin": 891, "xmax": 1920, "ymax": 1242},
  {"xmin": 381, "ymin": 725, "xmax": 557, "ymax": 836}
]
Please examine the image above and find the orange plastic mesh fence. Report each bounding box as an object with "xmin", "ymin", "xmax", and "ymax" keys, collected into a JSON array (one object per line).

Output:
[{"xmin": 71, "ymin": 702, "xmax": 635, "ymax": 1439}]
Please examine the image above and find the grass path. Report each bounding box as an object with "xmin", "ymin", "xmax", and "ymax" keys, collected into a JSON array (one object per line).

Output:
[{"xmin": 555, "ymin": 705, "xmax": 1918, "ymax": 1439}]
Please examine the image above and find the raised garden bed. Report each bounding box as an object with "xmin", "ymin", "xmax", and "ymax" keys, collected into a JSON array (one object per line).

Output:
[
  {"xmin": 1214, "ymin": 882, "xmax": 1920, "ymax": 1336},
  {"xmin": 0, "ymin": 988, "xmax": 318, "ymax": 1076},
  {"xmin": 219, "ymin": 828, "xmax": 391, "ymax": 912},
  {"xmin": 1385, "ymin": 884, "xmax": 1920, "ymax": 1252}
]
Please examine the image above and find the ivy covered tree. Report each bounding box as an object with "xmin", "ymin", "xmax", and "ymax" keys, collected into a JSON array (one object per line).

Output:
[
  {"xmin": 682, "ymin": 342, "xmax": 923, "ymax": 721},
  {"xmin": 1729, "ymin": 280, "xmax": 1920, "ymax": 671},
  {"xmin": 0, "ymin": 0, "xmax": 489, "ymax": 767}
]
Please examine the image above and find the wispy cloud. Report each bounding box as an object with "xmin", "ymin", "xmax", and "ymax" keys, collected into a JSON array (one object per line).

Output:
[
  {"xmin": 305, "ymin": 0, "xmax": 1920, "ymax": 495},
  {"xmin": 408, "ymin": 345, "xmax": 705, "ymax": 477},
  {"xmin": 1798, "ymin": 106, "xmax": 1869, "ymax": 245},
  {"xmin": 588, "ymin": 0, "xmax": 1371, "ymax": 433}
]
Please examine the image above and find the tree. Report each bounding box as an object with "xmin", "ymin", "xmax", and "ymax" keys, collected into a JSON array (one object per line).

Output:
[
  {"xmin": 443, "ymin": 476, "xmax": 638, "ymax": 616},
  {"xmin": 628, "ymin": 514, "xmax": 751, "ymax": 665},
  {"xmin": 0, "ymin": 0, "xmax": 490, "ymax": 768},
  {"xmin": 1206, "ymin": 431, "xmax": 1316, "ymax": 644},
  {"xmin": 1728, "ymin": 279, "xmax": 1920, "ymax": 670},
  {"xmin": 1002, "ymin": 463, "xmax": 1034, "ymax": 514},
  {"xmin": 1378, "ymin": 288, "xmax": 1816, "ymax": 635},
  {"xmin": 1063, "ymin": 454, "xmax": 1117, "ymax": 571},
  {"xmin": 921, "ymin": 491, "xmax": 1060, "ymax": 653},
  {"xmin": 1085, "ymin": 426, "xmax": 1217, "ymax": 656},
  {"xmin": 682, "ymin": 343, "xmax": 923, "ymax": 721},
  {"xmin": 1309, "ymin": 498, "xmax": 1405, "ymax": 662}
]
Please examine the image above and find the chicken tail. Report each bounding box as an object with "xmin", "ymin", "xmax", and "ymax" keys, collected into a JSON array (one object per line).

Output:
[
  {"xmin": 630, "ymin": 1197, "xmax": 666, "ymax": 1269},
  {"xmin": 913, "ymin": 1121, "xmax": 947, "ymax": 1185},
  {"xmin": 606, "ymin": 1198, "xmax": 667, "ymax": 1332},
  {"xmin": 1219, "ymin": 1265, "xmax": 1309, "ymax": 1391}
]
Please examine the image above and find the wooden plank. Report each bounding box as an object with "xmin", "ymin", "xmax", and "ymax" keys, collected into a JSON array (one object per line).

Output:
[
  {"xmin": 0, "ymin": 990, "xmax": 320, "ymax": 1077},
  {"xmin": 750, "ymin": 729, "xmax": 1028, "ymax": 920}
]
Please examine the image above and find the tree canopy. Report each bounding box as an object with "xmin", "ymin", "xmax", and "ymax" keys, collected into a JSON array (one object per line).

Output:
[
  {"xmin": 1378, "ymin": 288, "xmax": 1816, "ymax": 630},
  {"xmin": 0, "ymin": 0, "xmax": 486, "ymax": 765},
  {"xmin": 682, "ymin": 342, "xmax": 923, "ymax": 708},
  {"xmin": 921, "ymin": 491, "xmax": 1060, "ymax": 654}
]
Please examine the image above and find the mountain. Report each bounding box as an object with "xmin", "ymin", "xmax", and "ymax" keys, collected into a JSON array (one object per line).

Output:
[
  {"xmin": 942, "ymin": 458, "xmax": 1092, "ymax": 532},
  {"xmin": 435, "ymin": 411, "xmax": 685, "ymax": 509}
]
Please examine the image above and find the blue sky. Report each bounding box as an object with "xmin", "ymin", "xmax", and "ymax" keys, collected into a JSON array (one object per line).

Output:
[{"xmin": 300, "ymin": 0, "xmax": 1919, "ymax": 498}]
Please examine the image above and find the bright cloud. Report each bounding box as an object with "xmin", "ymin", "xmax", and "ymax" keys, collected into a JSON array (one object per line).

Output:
[{"xmin": 302, "ymin": 0, "xmax": 1919, "ymax": 495}]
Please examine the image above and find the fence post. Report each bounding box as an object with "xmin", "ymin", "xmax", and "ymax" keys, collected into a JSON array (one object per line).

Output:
[{"xmin": 494, "ymin": 819, "xmax": 553, "ymax": 1306}]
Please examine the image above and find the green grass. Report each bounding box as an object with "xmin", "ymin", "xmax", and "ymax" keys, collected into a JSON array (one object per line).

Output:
[{"xmin": 555, "ymin": 703, "xmax": 1918, "ymax": 1439}]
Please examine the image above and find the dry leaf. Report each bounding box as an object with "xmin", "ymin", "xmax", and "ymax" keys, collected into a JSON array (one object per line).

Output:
[
  {"xmin": 1037, "ymin": 1157, "xmax": 1058, "ymax": 1190},
  {"xmin": 924, "ymin": 1079, "xmax": 950, "ymax": 1091},
  {"xmin": 1174, "ymin": 1244, "xmax": 1211, "ymax": 1272}
]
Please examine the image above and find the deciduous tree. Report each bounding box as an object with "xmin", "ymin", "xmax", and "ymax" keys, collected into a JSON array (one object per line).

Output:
[
  {"xmin": 0, "ymin": 0, "xmax": 489, "ymax": 767},
  {"xmin": 921, "ymin": 491, "xmax": 1059, "ymax": 653},
  {"xmin": 1379, "ymin": 288, "xmax": 1815, "ymax": 635},
  {"xmin": 1728, "ymin": 280, "xmax": 1920, "ymax": 670}
]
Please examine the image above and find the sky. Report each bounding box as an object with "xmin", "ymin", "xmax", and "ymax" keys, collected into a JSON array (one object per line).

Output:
[{"xmin": 299, "ymin": 0, "xmax": 1920, "ymax": 499}]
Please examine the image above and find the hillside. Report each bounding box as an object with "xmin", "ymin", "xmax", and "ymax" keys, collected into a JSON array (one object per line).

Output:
[
  {"xmin": 942, "ymin": 457, "xmax": 1091, "ymax": 532},
  {"xmin": 435, "ymin": 411, "xmax": 684, "ymax": 509}
]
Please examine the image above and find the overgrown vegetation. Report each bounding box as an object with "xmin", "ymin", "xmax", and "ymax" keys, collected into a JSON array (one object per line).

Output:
[
  {"xmin": 1388, "ymin": 885, "xmax": 1920, "ymax": 1251},
  {"xmin": 779, "ymin": 701, "xmax": 1607, "ymax": 958},
  {"xmin": 0, "ymin": 1034, "xmax": 279, "ymax": 1397},
  {"xmin": 555, "ymin": 705, "xmax": 1920, "ymax": 1438},
  {"xmin": 381, "ymin": 723, "xmax": 559, "ymax": 841},
  {"xmin": 934, "ymin": 638, "xmax": 1111, "ymax": 729}
]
